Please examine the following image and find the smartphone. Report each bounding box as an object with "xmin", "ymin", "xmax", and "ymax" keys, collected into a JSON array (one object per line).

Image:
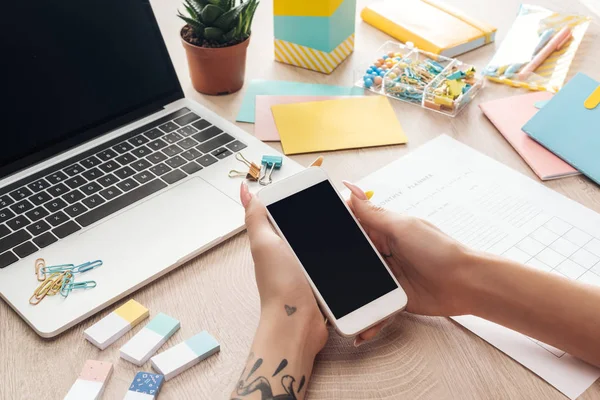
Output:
[{"xmin": 257, "ymin": 167, "xmax": 407, "ymax": 337}]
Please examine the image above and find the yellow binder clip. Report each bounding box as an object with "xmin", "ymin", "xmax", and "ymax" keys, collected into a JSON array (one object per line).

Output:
[{"xmin": 228, "ymin": 153, "xmax": 261, "ymax": 181}]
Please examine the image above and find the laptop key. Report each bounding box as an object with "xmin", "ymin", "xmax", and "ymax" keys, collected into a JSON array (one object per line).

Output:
[
  {"xmin": 178, "ymin": 138, "xmax": 198, "ymax": 150},
  {"xmin": 0, "ymin": 196, "xmax": 14, "ymax": 208},
  {"xmin": 133, "ymin": 171, "xmax": 155, "ymax": 184},
  {"xmin": 46, "ymin": 211, "xmax": 70, "ymax": 227},
  {"xmin": 149, "ymin": 163, "xmax": 171, "ymax": 176},
  {"xmin": 144, "ymin": 128, "xmax": 164, "ymax": 140},
  {"xmin": 129, "ymin": 135, "xmax": 149, "ymax": 146},
  {"xmin": 47, "ymin": 183, "xmax": 69, "ymax": 197},
  {"xmin": 164, "ymin": 132, "xmax": 183, "ymax": 144},
  {"xmin": 178, "ymin": 126, "xmax": 198, "ymax": 137},
  {"xmin": 81, "ymin": 155, "xmax": 102, "ymax": 169},
  {"xmin": 132, "ymin": 159, "xmax": 152, "ymax": 172},
  {"xmin": 192, "ymin": 126, "xmax": 222, "ymax": 143},
  {"xmin": 97, "ymin": 174, "xmax": 119, "ymax": 188},
  {"xmin": 158, "ymin": 121, "xmax": 179, "ymax": 133},
  {"xmin": 146, "ymin": 152, "xmax": 167, "ymax": 164},
  {"xmin": 30, "ymin": 191, "xmax": 52, "ymax": 206},
  {"xmin": 97, "ymin": 149, "xmax": 118, "ymax": 161},
  {"xmin": 46, "ymin": 171, "xmax": 68, "ymax": 185},
  {"xmin": 82, "ymin": 167, "xmax": 104, "ymax": 181},
  {"xmin": 76, "ymin": 179, "xmax": 167, "ymax": 227},
  {"xmin": 173, "ymin": 112, "xmax": 200, "ymax": 126},
  {"xmin": 25, "ymin": 207, "xmax": 49, "ymax": 222},
  {"xmin": 82, "ymin": 195, "xmax": 106, "ymax": 209},
  {"xmin": 65, "ymin": 176, "xmax": 87, "ymax": 189},
  {"xmin": 99, "ymin": 160, "xmax": 120, "ymax": 173},
  {"xmin": 197, "ymin": 155, "xmax": 218, "ymax": 167},
  {"xmin": 0, "ymin": 230, "xmax": 31, "ymax": 254},
  {"xmin": 11, "ymin": 200, "xmax": 34, "ymax": 215},
  {"xmin": 226, "ymin": 140, "xmax": 248, "ymax": 153},
  {"xmin": 191, "ymin": 119, "xmax": 211, "ymax": 132},
  {"xmin": 163, "ymin": 145, "xmax": 183, "ymax": 157},
  {"xmin": 148, "ymin": 139, "xmax": 167, "ymax": 151},
  {"xmin": 0, "ymin": 209, "xmax": 16, "ymax": 224},
  {"xmin": 33, "ymin": 232, "xmax": 58, "ymax": 249},
  {"xmin": 197, "ymin": 133, "xmax": 235, "ymax": 153},
  {"xmin": 114, "ymin": 166, "xmax": 136, "ymax": 180},
  {"xmin": 165, "ymin": 156, "xmax": 186, "ymax": 169},
  {"xmin": 181, "ymin": 162, "xmax": 203, "ymax": 175},
  {"xmin": 99, "ymin": 186, "xmax": 123, "ymax": 201},
  {"xmin": 27, "ymin": 179, "xmax": 51, "ymax": 193},
  {"xmin": 131, "ymin": 146, "xmax": 152, "ymax": 158},
  {"xmin": 0, "ymin": 225, "xmax": 9, "ymax": 239},
  {"xmin": 80, "ymin": 182, "xmax": 103, "ymax": 196},
  {"xmin": 63, "ymin": 190, "xmax": 85, "ymax": 204},
  {"xmin": 10, "ymin": 187, "xmax": 33, "ymax": 201},
  {"xmin": 26, "ymin": 221, "xmax": 51, "ymax": 236},
  {"xmin": 0, "ymin": 251, "xmax": 18, "ymax": 269},
  {"xmin": 14, "ymin": 241, "xmax": 38, "ymax": 258},
  {"xmin": 162, "ymin": 170, "xmax": 186, "ymax": 185},
  {"xmin": 213, "ymin": 149, "xmax": 233, "ymax": 160},
  {"xmin": 7, "ymin": 215, "xmax": 29, "ymax": 231},
  {"xmin": 113, "ymin": 141, "xmax": 134, "ymax": 154},
  {"xmin": 181, "ymin": 148, "xmax": 202, "ymax": 161},
  {"xmin": 117, "ymin": 179, "xmax": 139, "ymax": 192},
  {"xmin": 64, "ymin": 163, "xmax": 85, "ymax": 177},
  {"xmin": 64, "ymin": 203, "xmax": 87, "ymax": 218},
  {"xmin": 52, "ymin": 221, "xmax": 81, "ymax": 239},
  {"xmin": 44, "ymin": 198, "xmax": 67, "ymax": 213},
  {"xmin": 115, "ymin": 153, "xmax": 137, "ymax": 165}
]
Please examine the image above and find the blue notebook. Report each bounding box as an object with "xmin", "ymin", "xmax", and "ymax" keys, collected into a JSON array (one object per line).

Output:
[{"xmin": 522, "ymin": 73, "xmax": 600, "ymax": 185}]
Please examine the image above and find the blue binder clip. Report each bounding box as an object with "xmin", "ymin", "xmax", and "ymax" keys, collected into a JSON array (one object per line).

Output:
[{"xmin": 259, "ymin": 155, "xmax": 283, "ymax": 186}]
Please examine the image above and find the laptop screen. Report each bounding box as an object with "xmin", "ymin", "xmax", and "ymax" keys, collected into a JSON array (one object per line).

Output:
[{"xmin": 1, "ymin": 0, "xmax": 183, "ymax": 179}]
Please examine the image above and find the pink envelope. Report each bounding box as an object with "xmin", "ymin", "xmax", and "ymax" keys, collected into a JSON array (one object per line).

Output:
[
  {"xmin": 254, "ymin": 95, "xmax": 352, "ymax": 141},
  {"xmin": 480, "ymin": 92, "xmax": 579, "ymax": 181}
]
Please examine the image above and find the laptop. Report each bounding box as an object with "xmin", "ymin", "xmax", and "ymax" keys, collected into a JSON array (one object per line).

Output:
[{"xmin": 1, "ymin": 0, "xmax": 302, "ymax": 337}]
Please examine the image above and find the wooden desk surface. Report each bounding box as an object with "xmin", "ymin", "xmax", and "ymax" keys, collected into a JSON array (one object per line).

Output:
[{"xmin": 2, "ymin": 0, "xmax": 599, "ymax": 398}]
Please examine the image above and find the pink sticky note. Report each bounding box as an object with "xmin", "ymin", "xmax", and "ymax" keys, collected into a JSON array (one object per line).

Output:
[
  {"xmin": 254, "ymin": 95, "xmax": 352, "ymax": 141},
  {"xmin": 480, "ymin": 91, "xmax": 579, "ymax": 181}
]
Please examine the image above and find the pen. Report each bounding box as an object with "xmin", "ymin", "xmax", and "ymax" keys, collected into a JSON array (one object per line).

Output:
[{"xmin": 518, "ymin": 26, "xmax": 572, "ymax": 80}]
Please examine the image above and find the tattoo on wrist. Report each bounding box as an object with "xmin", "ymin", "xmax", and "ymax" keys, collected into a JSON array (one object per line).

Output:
[
  {"xmin": 232, "ymin": 355, "xmax": 306, "ymax": 400},
  {"xmin": 284, "ymin": 305, "xmax": 297, "ymax": 316}
]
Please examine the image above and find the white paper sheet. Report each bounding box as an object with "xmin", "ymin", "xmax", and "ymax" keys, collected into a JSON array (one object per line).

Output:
[{"xmin": 355, "ymin": 135, "xmax": 600, "ymax": 399}]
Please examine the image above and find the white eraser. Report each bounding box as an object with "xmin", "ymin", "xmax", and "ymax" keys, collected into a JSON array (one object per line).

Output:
[
  {"xmin": 64, "ymin": 360, "xmax": 113, "ymax": 400},
  {"xmin": 123, "ymin": 372, "xmax": 164, "ymax": 400},
  {"xmin": 150, "ymin": 331, "xmax": 220, "ymax": 381},
  {"xmin": 85, "ymin": 299, "xmax": 149, "ymax": 350},
  {"xmin": 120, "ymin": 313, "xmax": 181, "ymax": 366}
]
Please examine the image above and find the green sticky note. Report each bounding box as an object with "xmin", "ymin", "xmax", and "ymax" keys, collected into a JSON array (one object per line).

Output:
[
  {"xmin": 236, "ymin": 80, "xmax": 364, "ymax": 123},
  {"xmin": 146, "ymin": 312, "xmax": 180, "ymax": 338}
]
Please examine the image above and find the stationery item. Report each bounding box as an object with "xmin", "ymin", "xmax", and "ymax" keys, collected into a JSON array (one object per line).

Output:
[
  {"xmin": 517, "ymin": 27, "xmax": 572, "ymax": 80},
  {"xmin": 236, "ymin": 80, "xmax": 363, "ymax": 123},
  {"xmin": 479, "ymin": 91, "xmax": 579, "ymax": 181},
  {"xmin": 361, "ymin": 0, "xmax": 496, "ymax": 57},
  {"xmin": 255, "ymin": 96, "xmax": 350, "ymax": 141},
  {"xmin": 309, "ymin": 156, "xmax": 325, "ymax": 167},
  {"xmin": 64, "ymin": 360, "xmax": 113, "ymax": 400},
  {"xmin": 272, "ymin": 96, "xmax": 407, "ymax": 155},
  {"xmin": 356, "ymin": 41, "xmax": 484, "ymax": 117},
  {"xmin": 523, "ymin": 73, "xmax": 600, "ymax": 186},
  {"xmin": 259, "ymin": 155, "xmax": 283, "ymax": 186},
  {"xmin": 123, "ymin": 372, "xmax": 164, "ymax": 400},
  {"xmin": 120, "ymin": 313, "xmax": 181, "ymax": 366},
  {"xmin": 352, "ymin": 134, "xmax": 600, "ymax": 399},
  {"xmin": 228, "ymin": 153, "xmax": 261, "ymax": 180},
  {"xmin": 85, "ymin": 299, "xmax": 149, "ymax": 350},
  {"xmin": 151, "ymin": 331, "xmax": 220, "ymax": 381},
  {"xmin": 483, "ymin": 4, "xmax": 590, "ymax": 92},
  {"xmin": 274, "ymin": 0, "xmax": 355, "ymax": 74}
]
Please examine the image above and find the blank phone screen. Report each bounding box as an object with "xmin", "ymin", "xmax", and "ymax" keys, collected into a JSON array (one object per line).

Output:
[{"xmin": 266, "ymin": 180, "xmax": 398, "ymax": 319}]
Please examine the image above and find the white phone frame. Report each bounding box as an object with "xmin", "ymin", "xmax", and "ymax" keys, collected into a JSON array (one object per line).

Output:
[{"xmin": 257, "ymin": 167, "xmax": 407, "ymax": 337}]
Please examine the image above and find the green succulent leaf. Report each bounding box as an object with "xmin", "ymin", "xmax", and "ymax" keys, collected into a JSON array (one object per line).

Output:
[
  {"xmin": 224, "ymin": 27, "xmax": 236, "ymax": 41},
  {"xmin": 204, "ymin": 27, "xmax": 225, "ymax": 42},
  {"xmin": 213, "ymin": 3, "xmax": 244, "ymax": 30},
  {"xmin": 183, "ymin": 2, "xmax": 199, "ymax": 20},
  {"xmin": 178, "ymin": 13, "xmax": 206, "ymax": 37},
  {"xmin": 208, "ymin": 0, "xmax": 228, "ymax": 10},
  {"xmin": 185, "ymin": 0, "xmax": 203, "ymax": 16},
  {"xmin": 201, "ymin": 4, "xmax": 224, "ymax": 24}
]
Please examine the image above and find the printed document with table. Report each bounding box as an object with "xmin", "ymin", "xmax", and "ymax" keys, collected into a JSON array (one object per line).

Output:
[{"xmin": 354, "ymin": 135, "xmax": 600, "ymax": 400}]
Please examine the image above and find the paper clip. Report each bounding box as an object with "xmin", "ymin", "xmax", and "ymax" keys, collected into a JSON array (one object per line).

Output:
[
  {"xmin": 60, "ymin": 280, "xmax": 97, "ymax": 298},
  {"xmin": 72, "ymin": 260, "xmax": 103, "ymax": 274},
  {"xmin": 259, "ymin": 156, "xmax": 283, "ymax": 186},
  {"xmin": 35, "ymin": 258, "xmax": 46, "ymax": 281},
  {"xmin": 30, "ymin": 272, "xmax": 63, "ymax": 305},
  {"xmin": 40, "ymin": 263, "xmax": 75, "ymax": 275},
  {"xmin": 229, "ymin": 153, "xmax": 261, "ymax": 181}
]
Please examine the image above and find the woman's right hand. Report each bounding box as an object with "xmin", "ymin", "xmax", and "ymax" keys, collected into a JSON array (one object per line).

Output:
[{"xmin": 343, "ymin": 181, "xmax": 480, "ymax": 319}]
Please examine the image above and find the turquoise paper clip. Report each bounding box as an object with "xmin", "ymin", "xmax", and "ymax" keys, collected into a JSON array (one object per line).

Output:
[
  {"xmin": 72, "ymin": 260, "xmax": 103, "ymax": 274},
  {"xmin": 40, "ymin": 263, "xmax": 75, "ymax": 274},
  {"xmin": 60, "ymin": 276, "xmax": 97, "ymax": 298}
]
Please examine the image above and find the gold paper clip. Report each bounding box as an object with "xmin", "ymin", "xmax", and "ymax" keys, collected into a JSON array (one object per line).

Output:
[
  {"xmin": 229, "ymin": 153, "xmax": 261, "ymax": 181},
  {"xmin": 30, "ymin": 272, "xmax": 63, "ymax": 305},
  {"xmin": 35, "ymin": 258, "xmax": 46, "ymax": 281}
]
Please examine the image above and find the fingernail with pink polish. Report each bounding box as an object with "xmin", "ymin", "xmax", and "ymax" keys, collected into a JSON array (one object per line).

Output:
[
  {"xmin": 342, "ymin": 181, "xmax": 368, "ymax": 201},
  {"xmin": 240, "ymin": 182, "xmax": 252, "ymax": 208}
]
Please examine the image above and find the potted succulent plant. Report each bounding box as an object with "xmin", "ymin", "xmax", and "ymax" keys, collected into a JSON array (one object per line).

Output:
[{"xmin": 178, "ymin": 0, "xmax": 259, "ymax": 95}]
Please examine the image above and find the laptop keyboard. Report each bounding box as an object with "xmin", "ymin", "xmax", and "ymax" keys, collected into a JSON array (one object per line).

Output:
[{"xmin": 0, "ymin": 108, "xmax": 247, "ymax": 269}]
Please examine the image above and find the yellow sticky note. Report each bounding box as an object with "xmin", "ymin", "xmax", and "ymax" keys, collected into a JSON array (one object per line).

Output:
[
  {"xmin": 271, "ymin": 97, "xmax": 408, "ymax": 155},
  {"xmin": 114, "ymin": 299, "xmax": 149, "ymax": 326}
]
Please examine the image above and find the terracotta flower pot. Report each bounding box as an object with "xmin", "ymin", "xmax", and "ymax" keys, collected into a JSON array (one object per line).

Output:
[{"xmin": 181, "ymin": 28, "xmax": 250, "ymax": 96}]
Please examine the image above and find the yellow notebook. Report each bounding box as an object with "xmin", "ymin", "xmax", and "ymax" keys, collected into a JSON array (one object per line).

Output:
[
  {"xmin": 271, "ymin": 97, "xmax": 407, "ymax": 155},
  {"xmin": 361, "ymin": 0, "xmax": 496, "ymax": 57}
]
